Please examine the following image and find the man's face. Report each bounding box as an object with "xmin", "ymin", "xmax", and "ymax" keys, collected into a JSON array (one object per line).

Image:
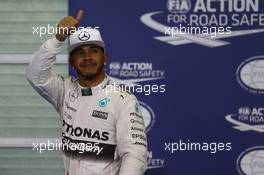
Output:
[{"xmin": 70, "ymin": 44, "xmax": 106, "ymax": 80}]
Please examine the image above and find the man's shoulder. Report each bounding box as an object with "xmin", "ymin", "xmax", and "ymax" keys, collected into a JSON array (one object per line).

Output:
[
  {"xmin": 62, "ymin": 76, "xmax": 76, "ymax": 83},
  {"xmin": 60, "ymin": 75, "xmax": 78, "ymax": 88}
]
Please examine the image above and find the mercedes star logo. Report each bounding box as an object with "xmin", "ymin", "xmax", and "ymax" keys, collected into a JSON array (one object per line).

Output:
[{"xmin": 78, "ymin": 31, "xmax": 90, "ymax": 41}]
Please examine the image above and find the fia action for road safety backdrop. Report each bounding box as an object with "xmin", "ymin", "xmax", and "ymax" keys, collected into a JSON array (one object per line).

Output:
[{"xmin": 69, "ymin": 0, "xmax": 264, "ymax": 174}]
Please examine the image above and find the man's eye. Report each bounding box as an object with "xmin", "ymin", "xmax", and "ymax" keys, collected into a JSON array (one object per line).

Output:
[
  {"xmin": 91, "ymin": 48, "xmax": 99, "ymax": 53},
  {"xmin": 74, "ymin": 51, "xmax": 85, "ymax": 57}
]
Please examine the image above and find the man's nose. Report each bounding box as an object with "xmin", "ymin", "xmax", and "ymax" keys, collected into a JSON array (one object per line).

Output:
[{"xmin": 83, "ymin": 51, "xmax": 92, "ymax": 60}]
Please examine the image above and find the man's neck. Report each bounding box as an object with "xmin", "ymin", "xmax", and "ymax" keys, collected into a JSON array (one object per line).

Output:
[{"xmin": 78, "ymin": 72, "xmax": 106, "ymax": 87}]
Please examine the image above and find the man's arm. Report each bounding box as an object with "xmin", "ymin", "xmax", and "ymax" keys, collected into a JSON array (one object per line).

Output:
[
  {"xmin": 26, "ymin": 36, "xmax": 65, "ymax": 112},
  {"xmin": 26, "ymin": 10, "xmax": 83, "ymax": 112},
  {"xmin": 116, "ymin": 95, "xmax": 148, "ymax": 175}
]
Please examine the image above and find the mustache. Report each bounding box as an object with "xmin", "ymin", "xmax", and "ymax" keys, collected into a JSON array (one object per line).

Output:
[{"xmin": 79, "ymin": 61, "xmax": 97, "ymax": 66}]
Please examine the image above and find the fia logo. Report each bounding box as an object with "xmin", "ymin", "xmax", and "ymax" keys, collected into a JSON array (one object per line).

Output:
[
  {"xmin": 99, "ymin": 98, "xmax": 110, "ymax": 107},
  {"xmin": 167, "ymin": 0, "xmax": 191, "ymax": 13},
  {"xmin": 237, "ymin": 56, "xmax": 264, "ymax": 94},
  {"xmin": 237, "ymin": 146, "xmax": 264, "ymax": 175}
]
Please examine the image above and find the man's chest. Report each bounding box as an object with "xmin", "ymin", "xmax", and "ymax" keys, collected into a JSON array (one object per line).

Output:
[{"xmin": 61, "ymin": 94, "xmax": 117, "ymax": 144}]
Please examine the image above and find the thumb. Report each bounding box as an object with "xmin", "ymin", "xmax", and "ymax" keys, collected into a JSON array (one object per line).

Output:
[{"xmin": 75, "ymin": 10, "xmax": 84, "ymax": 24}]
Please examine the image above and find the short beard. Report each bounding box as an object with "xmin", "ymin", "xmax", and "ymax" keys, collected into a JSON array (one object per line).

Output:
[{"xmin": 77, "ymin": 63, "xmax": 104, "ymax": 81}]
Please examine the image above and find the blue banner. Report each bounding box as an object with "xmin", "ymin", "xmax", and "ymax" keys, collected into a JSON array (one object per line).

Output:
[{"xmin": 69, "ymin": 0, "xmax": 264, "ymax": 174}]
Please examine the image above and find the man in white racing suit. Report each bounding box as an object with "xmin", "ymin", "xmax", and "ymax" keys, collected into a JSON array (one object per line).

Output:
[{"xmin": 26, "ymin": 10, "xmax": 148, "ymax": 175}]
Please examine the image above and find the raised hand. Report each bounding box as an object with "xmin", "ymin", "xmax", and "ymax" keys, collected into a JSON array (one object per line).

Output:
[{"xmin": 55, "ymin": 10, "xmax": 84, "ymax": 42}]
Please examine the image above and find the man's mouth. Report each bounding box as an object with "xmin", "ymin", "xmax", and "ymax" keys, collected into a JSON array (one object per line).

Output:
[{"xmin": 80, "ymin": 62, "xmax": 97, "ymax": 68}]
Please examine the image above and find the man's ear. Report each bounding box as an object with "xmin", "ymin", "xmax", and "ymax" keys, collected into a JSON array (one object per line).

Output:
[{"xmin": 104, "ymin": 53, "xmax": 108, "ymax": 65}]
